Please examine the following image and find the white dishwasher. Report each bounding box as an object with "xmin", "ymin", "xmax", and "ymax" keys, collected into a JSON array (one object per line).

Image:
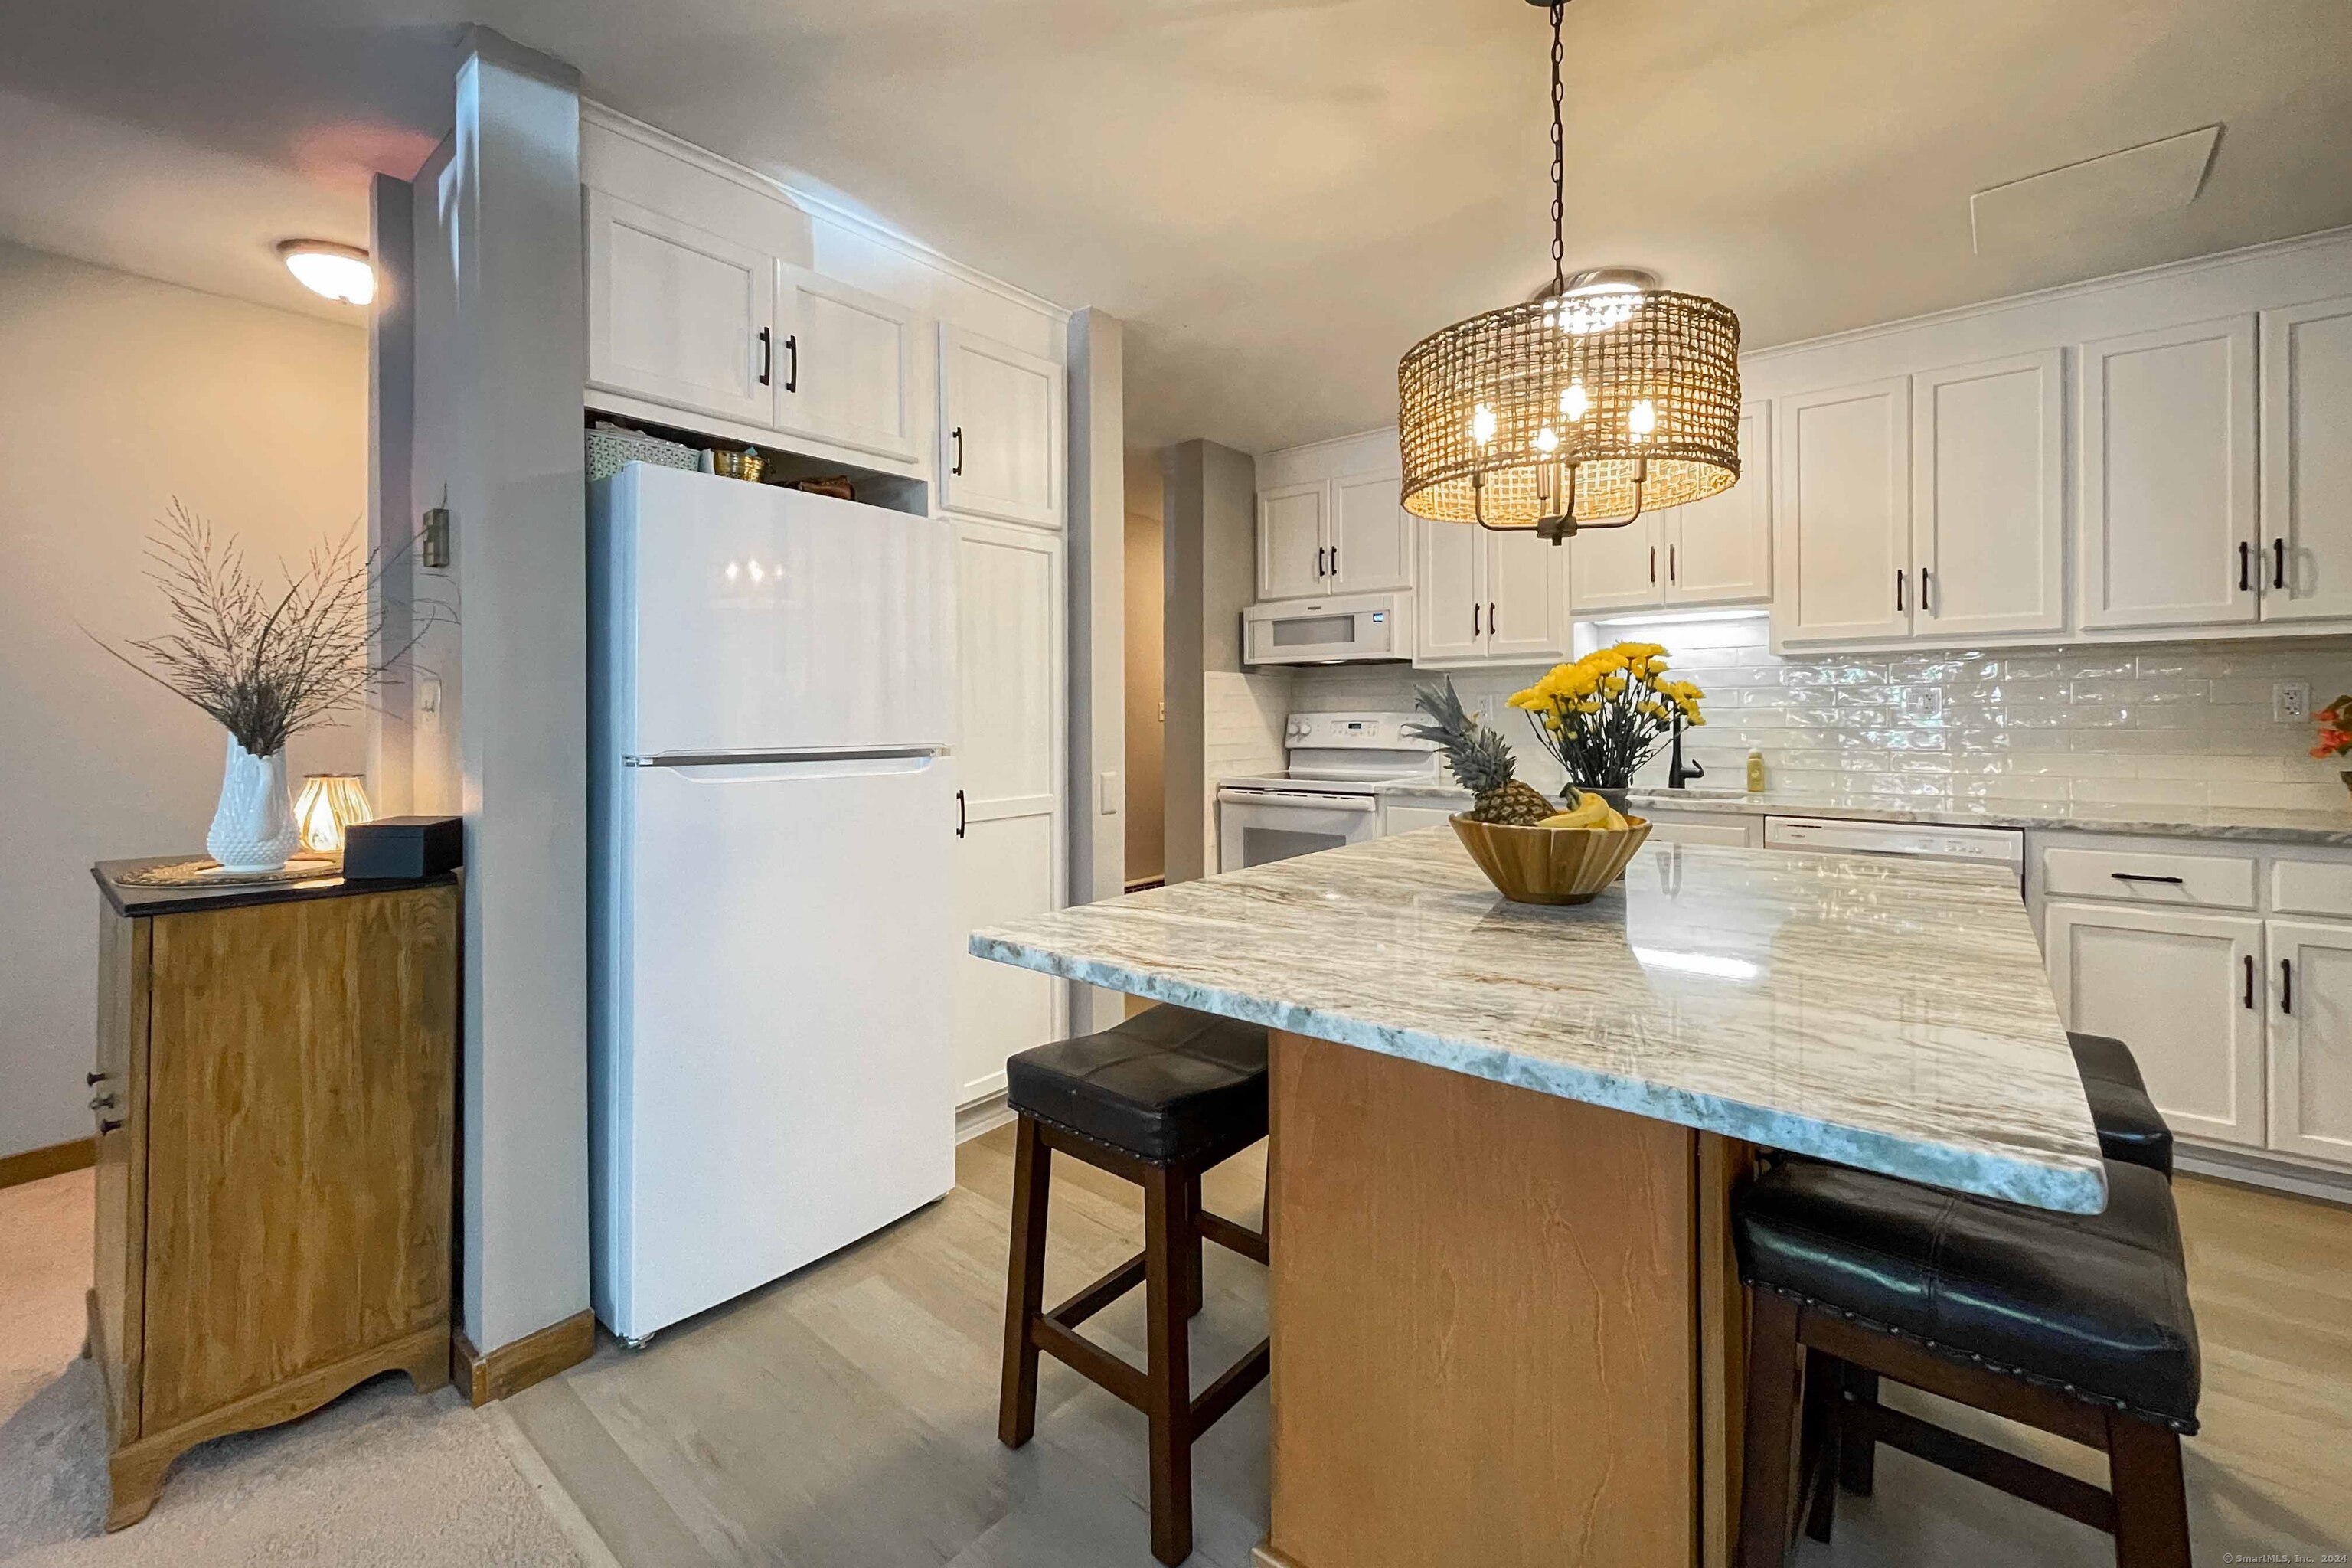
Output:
[{"xmin": 1763, "ymin": 816, "xmax": 2026, "ymax": 890}]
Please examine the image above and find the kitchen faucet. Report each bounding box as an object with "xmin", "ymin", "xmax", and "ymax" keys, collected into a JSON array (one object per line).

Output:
[{"xmin": 1668, "ymin": 713, "xmax": 1705, "ymax": 791}]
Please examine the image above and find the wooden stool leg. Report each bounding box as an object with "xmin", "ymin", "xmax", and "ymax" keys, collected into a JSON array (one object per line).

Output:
[
  {"xmin": 1838, "ymin": 1364, "xmax": 1880, "ymax": 1496},
  {"xmin": 1181, "ymin": 1171, "xmax": 1205, "ymax": 1321},
  {"xmin": 1738, "ymin": 1289, "xmax": 1805, "ymax": 1568},
  {"xmin": 1143, "ymin": 1162, "xmax": 1197, "ymax": 1566},
  {"xmin": 998, "ymin": 1116, "xmax": 1053, "ymax": 1449},
  {"xmin": 1801, "ymin": 1349, "xmax": 1840, "ymax": 1544},
  {"xmin": 2106, "ymin": 1413, "xmax": 2192, "ymax": 1568}
]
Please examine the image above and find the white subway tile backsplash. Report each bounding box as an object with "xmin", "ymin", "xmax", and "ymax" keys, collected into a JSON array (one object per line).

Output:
[{"xmin": 1281, "ymin": 621, "xmax": 2352, "ymax": 818}]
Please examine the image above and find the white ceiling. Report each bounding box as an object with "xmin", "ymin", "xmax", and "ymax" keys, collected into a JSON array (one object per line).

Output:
[{"xmin": 3, "ymin": 0, "xmax": 2348, "ymax": 451}]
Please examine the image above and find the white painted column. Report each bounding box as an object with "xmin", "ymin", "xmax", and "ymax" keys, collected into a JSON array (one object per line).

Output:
[
  {"xmin": 366, "ymin": 171, "xmax": 415, "ymax": 815},
  {"xmin": 1066, "ymin": 309, "xmax": 1127, "ymax": 1033}
]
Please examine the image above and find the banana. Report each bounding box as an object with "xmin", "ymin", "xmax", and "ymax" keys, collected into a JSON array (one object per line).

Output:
[{"xmin": 1537, "ymin": 792, "xmax": 1615, "ymax": 830}]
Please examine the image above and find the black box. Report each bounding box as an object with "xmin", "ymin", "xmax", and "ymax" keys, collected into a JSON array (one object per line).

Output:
[{"xmin": 342, "ymin": 815, "xmax": 464, "ymax": 881}]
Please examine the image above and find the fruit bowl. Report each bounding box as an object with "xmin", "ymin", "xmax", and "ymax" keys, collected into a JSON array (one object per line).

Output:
[{"xmin": 1449, "ymin": 814, "xmax": 1654, "ymax": 906}]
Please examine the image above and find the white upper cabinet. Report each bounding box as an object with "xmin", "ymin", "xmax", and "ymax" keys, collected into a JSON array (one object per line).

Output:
[
  {"xmin": 1257, "ymin": 472, "xmax": 1413, "ymax": 600},
  {"xmin": 773, "ymin": 263, "xmax": 926, "ymax": 465},
  {"xmin": 1911, "ymin": 351, "xmax": 2065, "ymax": 639},
  {"xmin": 1256, "ymin": 480, "xmax": 1331, "ymax": 601},
  {"xmin": 1329, "ymin": 472, "xmax": 1413, "ymax": 593},
  {"xmin": 939, "ymin": 325, "xmax": 1062, "ymax": 530},
  {"xmin": 586, "ymin": 191, "xmax": 776, "ymax": 427},
  {"xmin": 2077, "ymin": 315, "xmax": 2258, "ymax": 631},
  {"xmin": 1570, "ymin": 512, "xmax": 1663, "ymax": 615},
  {"xmin": 1668, "ymin": 400, "xmax": 1772, "ymax": 607},
  {"xmin": 1773, "ymin": 377, "xmax": 1912, "ymax": 645},
  {"xmin": 2261, "ymin": 296, "xmax": 2352, "ymax": 622},
  {"xmin": 1413, "ymin": 520, "xmax": 1566, "ymax": 667}
]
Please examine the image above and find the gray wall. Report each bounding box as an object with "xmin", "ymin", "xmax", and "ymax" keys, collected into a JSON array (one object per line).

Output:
[
  {"xmin": 1158, "ymin": 438, "xmax": 1256, "ymax": 884},
  {"xmin": 0, "ymin": 240, "xmax": 367, "ymax": 1160}
]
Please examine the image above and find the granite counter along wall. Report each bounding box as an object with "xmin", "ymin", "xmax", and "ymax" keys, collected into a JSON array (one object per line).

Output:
[{"xmin": 1285, "ymin": 616, "xmax": 2352, "ymax": 823}]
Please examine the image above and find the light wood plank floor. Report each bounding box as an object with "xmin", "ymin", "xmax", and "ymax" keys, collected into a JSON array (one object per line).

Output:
[{"xmin": 511, "ymin": 1140, "xmax": 2352, "ymax": 1567}]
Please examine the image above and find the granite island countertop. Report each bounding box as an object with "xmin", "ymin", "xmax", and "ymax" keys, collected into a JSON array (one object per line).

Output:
[
  {"xmin": 1374, "ymin": 779, "xmax": 2352, "ymax": 846},
  {"xmin": 972, "ymin": 830, "xmax": 2107, "ymax": 1214}
]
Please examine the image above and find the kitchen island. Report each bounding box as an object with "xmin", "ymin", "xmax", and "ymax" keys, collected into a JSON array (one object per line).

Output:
[{"xmin": 971, "ymin": 828, "xmax": 2105, "ymax": 1568}]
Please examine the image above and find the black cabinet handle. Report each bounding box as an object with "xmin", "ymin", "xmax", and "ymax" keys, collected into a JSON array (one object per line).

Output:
[
  {"xmin": 1329, "ymin": 544, "xmax": 1338, "ymax": 577},
  {"xmin": 1648, "ymin": 546, "xmax": 1657, "ymax": 584},
  {"xmin": 1472, "ymin": 603, "xmax": 1481, "ymax": 637},
  {"xmin": 1316, "ymin": 546, "xmax": 1327, "ymax": 577},
  {"xmin": 956, "ymin": 789, "xmax": 966, "ymax": 839},
  {"xmin": 1896, "ymin": 569, "xmax": 1907, "ymax": 612},
  {"xmin": 2274, "ymin": 537, "xmax": 2287, "ymax": 592},
  {"xmin": 2239, "ymin": 541, "xmax": 2253, "ymax": 592},
  {"xmin": 1920, "ymin": 567, "xmax": 1932, "ymax": 614},
  {"xmin": 2282, "ymin": 957, "xmax": 2294, "ymax": 1014},
  {"xmin": 784, "ymin": 333, "xmax": 799, "ymax": 394},
  {"xmin": 756, "ymin": 327, "xmax": 772, "ymax": 387},
  {"xmin": 951, "ymin": 426, "xmax": 964, "ymax": 476},
  {"xmin": 87, "ymin": 1070, "xmax": 107, "ymax": 1086},
  {"xmin": 1668, "ymin": 544, "xmax": 1677, "ymax": 583},
  {"xmin": 2109, "ymin": 872, "xmax": 2187, "ymax": 885},
  {"xmin": 1488, "ymin": 600, "xmax": 1498, "ymax": 637},
  {"xmin": 2244, "ymin": 953, "xmax": 2256, "ymax": 1011},
  {"xmin": 98, "ymin": 1117, "xmax": 123, "ymax": 1135}
]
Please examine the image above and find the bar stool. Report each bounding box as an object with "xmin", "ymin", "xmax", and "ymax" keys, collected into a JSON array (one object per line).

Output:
[
  {"xmin": 998, "ymin": 1004, "xmax": 1272, "ymax": 1566},
  {"xmin": 1734, "ymin": 1155, "xmax": 2200, "ymax": 1567},
  {"xmin": 2070, "ymin": 1031, "xmax": 2174, "ymax": 1178}
]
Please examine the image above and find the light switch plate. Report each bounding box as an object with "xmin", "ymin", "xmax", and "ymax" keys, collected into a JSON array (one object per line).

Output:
[
  {"xmin": 1099, "ymin": 769, "xmax": 1121, "ymax": 815},
  {"xmin": 2275, "ymin": 681, "xmax": 2311, "ymax": 723}
]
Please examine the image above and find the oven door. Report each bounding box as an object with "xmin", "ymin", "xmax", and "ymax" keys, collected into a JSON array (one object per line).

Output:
[{"xmin": 1217, "ymin": 790, "xmax": 1378, "ymax": 873}]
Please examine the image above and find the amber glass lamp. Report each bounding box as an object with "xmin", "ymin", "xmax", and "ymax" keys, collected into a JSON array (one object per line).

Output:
[{"xmin": 293, "ymin": 773, "xmax": 374, "ymax": 854}]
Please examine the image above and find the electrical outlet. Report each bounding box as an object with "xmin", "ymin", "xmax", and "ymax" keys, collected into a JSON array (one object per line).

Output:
[{"xmin": 2275, "ymin": 680, "xmax": 2311, "ymax": 722}]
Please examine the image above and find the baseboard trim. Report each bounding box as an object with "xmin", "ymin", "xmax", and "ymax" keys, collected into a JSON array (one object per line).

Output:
[
  {"xmin": 956, "ymin": 1090, "xmax": 1014, "ymax": 1143},
  {"xmin": 2176, "ymin": 1145, "xmax": 2352, "ymax": 1206},
  {"xmin": 453, "ymin": 1309, "xmax": 596, "ymax": 1407},
  {"xmin": 0, "ymin": 1136, "xmax": 95, "ymax": 1190}
]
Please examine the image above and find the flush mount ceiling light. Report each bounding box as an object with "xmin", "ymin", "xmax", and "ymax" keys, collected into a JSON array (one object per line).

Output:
[
  {"xmin": 1397, "ymin": 0, "xmax": 1741, "ymax": 541},
  {"xmin": 278, "ymin": 240, "xmax": 375, "ymax": 305}
]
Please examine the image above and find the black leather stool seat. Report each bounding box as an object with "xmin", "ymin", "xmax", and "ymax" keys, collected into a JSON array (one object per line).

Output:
[
  {"xmin": 1736, "ymin": 1158, "xmax": 2200, "ymax": 1431},
  {"xmin": 2069, "ymin": 1031, "xmax": 2174, "ymax": 1178},
  {"xmin": 1006, "ymin": 1004, "xmax": 1269, "ymax": 1164}
]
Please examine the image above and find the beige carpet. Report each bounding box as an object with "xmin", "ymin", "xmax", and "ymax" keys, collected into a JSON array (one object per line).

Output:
[{"xmin": 0, "ymin": 1169, "xmax": 592, "ymax": 1567}]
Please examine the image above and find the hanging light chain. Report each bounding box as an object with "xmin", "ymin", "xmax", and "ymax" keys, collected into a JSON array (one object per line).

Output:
[{"xmin": 1547, "ymin": 2, "xmax": 1566, "ymax": 298}]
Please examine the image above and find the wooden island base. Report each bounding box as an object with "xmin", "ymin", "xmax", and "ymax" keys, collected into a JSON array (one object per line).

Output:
[{"xmin": 1256, "ymin": 1030, "xmax": 1753, "ymax": 1568}]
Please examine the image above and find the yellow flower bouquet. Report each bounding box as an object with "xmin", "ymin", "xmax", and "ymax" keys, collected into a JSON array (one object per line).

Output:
[{"xmin": 1508, "ymin": 642, "xmax": 1705, "ymax": 791}]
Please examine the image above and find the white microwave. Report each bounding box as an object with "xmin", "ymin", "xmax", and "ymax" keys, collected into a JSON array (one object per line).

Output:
[{"xmin": 1242, "ymin": 593, "xmax": 1413, "ymax": 665}]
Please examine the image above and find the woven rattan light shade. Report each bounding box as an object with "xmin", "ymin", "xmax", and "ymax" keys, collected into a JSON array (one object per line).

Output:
[{"xmin": 1398, "ymin": 286, "xmax": 1741, "ymax": 531}]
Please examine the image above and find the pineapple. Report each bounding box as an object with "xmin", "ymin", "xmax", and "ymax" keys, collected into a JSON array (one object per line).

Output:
[{"xmin": 1406, "ymin": 679, "xmax": 1557, "ymax": 825}]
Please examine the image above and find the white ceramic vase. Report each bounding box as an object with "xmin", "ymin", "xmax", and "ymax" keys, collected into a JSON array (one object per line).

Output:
[{"xmin": 207, "ymin": 734, "xmax": 298, "ymax": 873}]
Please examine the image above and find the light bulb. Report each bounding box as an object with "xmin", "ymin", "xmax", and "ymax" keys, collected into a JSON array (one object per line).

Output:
[
  {"xmin": 1562, "ymin": 383, "xmax": 1589, "ymax": 423},
  {"xmin": 1471, "ymin": 403, "xmax": 1498, "ymax": 446},
  {"xmin": 1628, "ymin": 399, "xmax": 1658, "ymax": 440},
  {"xmin": 1533, "ymin": 426, "xmax": 1559, "ymax": 454},
  {"xmin": 278, "ymin": 240, "xmax": 374, "ymax": 305}
]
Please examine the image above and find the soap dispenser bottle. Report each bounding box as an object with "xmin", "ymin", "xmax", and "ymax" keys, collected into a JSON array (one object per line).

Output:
[{"xmin": 1746, "ymin": 750, "xmax": 1766, "ymax": 793}]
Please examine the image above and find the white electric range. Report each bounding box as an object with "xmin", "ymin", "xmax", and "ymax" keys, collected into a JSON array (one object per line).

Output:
[{"xmin": 1215, "ymin": 711, "xmax": 1443, "ymax": 873}]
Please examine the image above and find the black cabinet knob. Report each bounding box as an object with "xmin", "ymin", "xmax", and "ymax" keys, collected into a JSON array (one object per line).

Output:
[
  {"xmin": 87, "ymin": 1070, "xmax": 108, "ymax": 1086},
  {"xmin": 98, "ymin": 1117, "xmax": 124, "ymax": 1135}
]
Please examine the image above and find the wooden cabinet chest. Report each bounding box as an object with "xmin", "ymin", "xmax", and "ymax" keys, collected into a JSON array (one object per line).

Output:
[{"xmin": 87, "ymin": 861, "xmax": 459, "ymax": 1529}]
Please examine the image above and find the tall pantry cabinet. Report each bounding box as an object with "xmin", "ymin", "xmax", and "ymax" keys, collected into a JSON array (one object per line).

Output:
[{"xmin": 582, "ymin": 109, "xmax": 1070, "ymax": 1113}]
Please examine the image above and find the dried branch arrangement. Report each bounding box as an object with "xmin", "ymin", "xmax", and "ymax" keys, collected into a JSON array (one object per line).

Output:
[{"xmin": 98, "ymin": 500, "xmax": 447, "ymax": 756}]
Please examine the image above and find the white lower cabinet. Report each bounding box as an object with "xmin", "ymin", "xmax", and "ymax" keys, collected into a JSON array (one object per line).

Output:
[
  {"xmin": 1638, "ymin": 809, "xmax": 1763, "ymax": 848},
  {"xmin": 2265, "ymin": 920, "xmax": 2352, "ymax": 1163},
  {"xmin": 953, "ymin": 521, "xmax": 1066, "ymax": 1105},
  {"xmin": 2043, "ymin": 900, "xmax": 2266, "ymax": 1148}
]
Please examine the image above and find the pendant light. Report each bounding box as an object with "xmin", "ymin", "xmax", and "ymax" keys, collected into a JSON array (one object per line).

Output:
[{"xmin": 1398, "ymin": 0, "xmax": 1741, "ymax": 541}]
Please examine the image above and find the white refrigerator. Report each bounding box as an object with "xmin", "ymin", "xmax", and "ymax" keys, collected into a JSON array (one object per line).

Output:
[{"xmin": 588, "ymin": 463, "xmax": 959, "ymax": 1343}]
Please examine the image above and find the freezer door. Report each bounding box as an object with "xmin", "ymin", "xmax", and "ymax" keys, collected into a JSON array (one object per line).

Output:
[
  {"xmin": 613, "ymin": 465, "xmax": 956, "ymax": 757},
  {"xmin": 606, "ymin": 752, "xmax": 958, "ymax": 1338}
]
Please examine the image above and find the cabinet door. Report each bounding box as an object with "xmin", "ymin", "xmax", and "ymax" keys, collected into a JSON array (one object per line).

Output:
[
  {"xmin": 954, "ymin": 521, "xmax": 1065, "ymax": 1105},
  {"xmin": 1912, "ymin": 351, "xmax": 2065, "ymax": 638},
  {"xmin": 1668, "ymin": 400, "xmax": 1771, "ymax": 607},
  {"xmin": 2078, "ymin": 316, "xmax": 2257, "ymax": 630},
  {"xmin": 1329, "ymin": 472, "xmax": 1413, "ymax": 593},
  {"xmin": 2267, "ymin": 919, "xmax": 2352, "ymax": 1165},
  {"xmin": 1774, "ymin": 378, "xmax": 1912, "ymax": 645},
  {"xmin": 93, "ymin": 907, "xmax": 150, "ymax": 1441},
  {"xmin": 2260, "ymin": 298, "xmax": 2352, "ymax": 622},
  {"xmin": 940, "ymin": 325, "xmax": 1062, "ymax": 530},
  {"xmin": 586, "ymin": 190, "xmax": 775, "ymax": 426},
  {"xmin": 1258, "ymin": 480, "xmax": 1330, "ymax": 601},
  {"xmin": 2044, "ymin": 900, "xmax": 2265, "ymax": 1148},
  {"xmin": 775, "ymin": 263, "xmax": 926, "ymax": 464},
  {"xmin": 1570, "ymin": 511, "xmax": 1664, "ymax": 615},
  {"xmin": 1413, "ymin": 518, "xmax": 1485, "ymax": 664},
  {"xmin": 1483, "ymin": 529, "xmax": 1565, "ymax": 662}
]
